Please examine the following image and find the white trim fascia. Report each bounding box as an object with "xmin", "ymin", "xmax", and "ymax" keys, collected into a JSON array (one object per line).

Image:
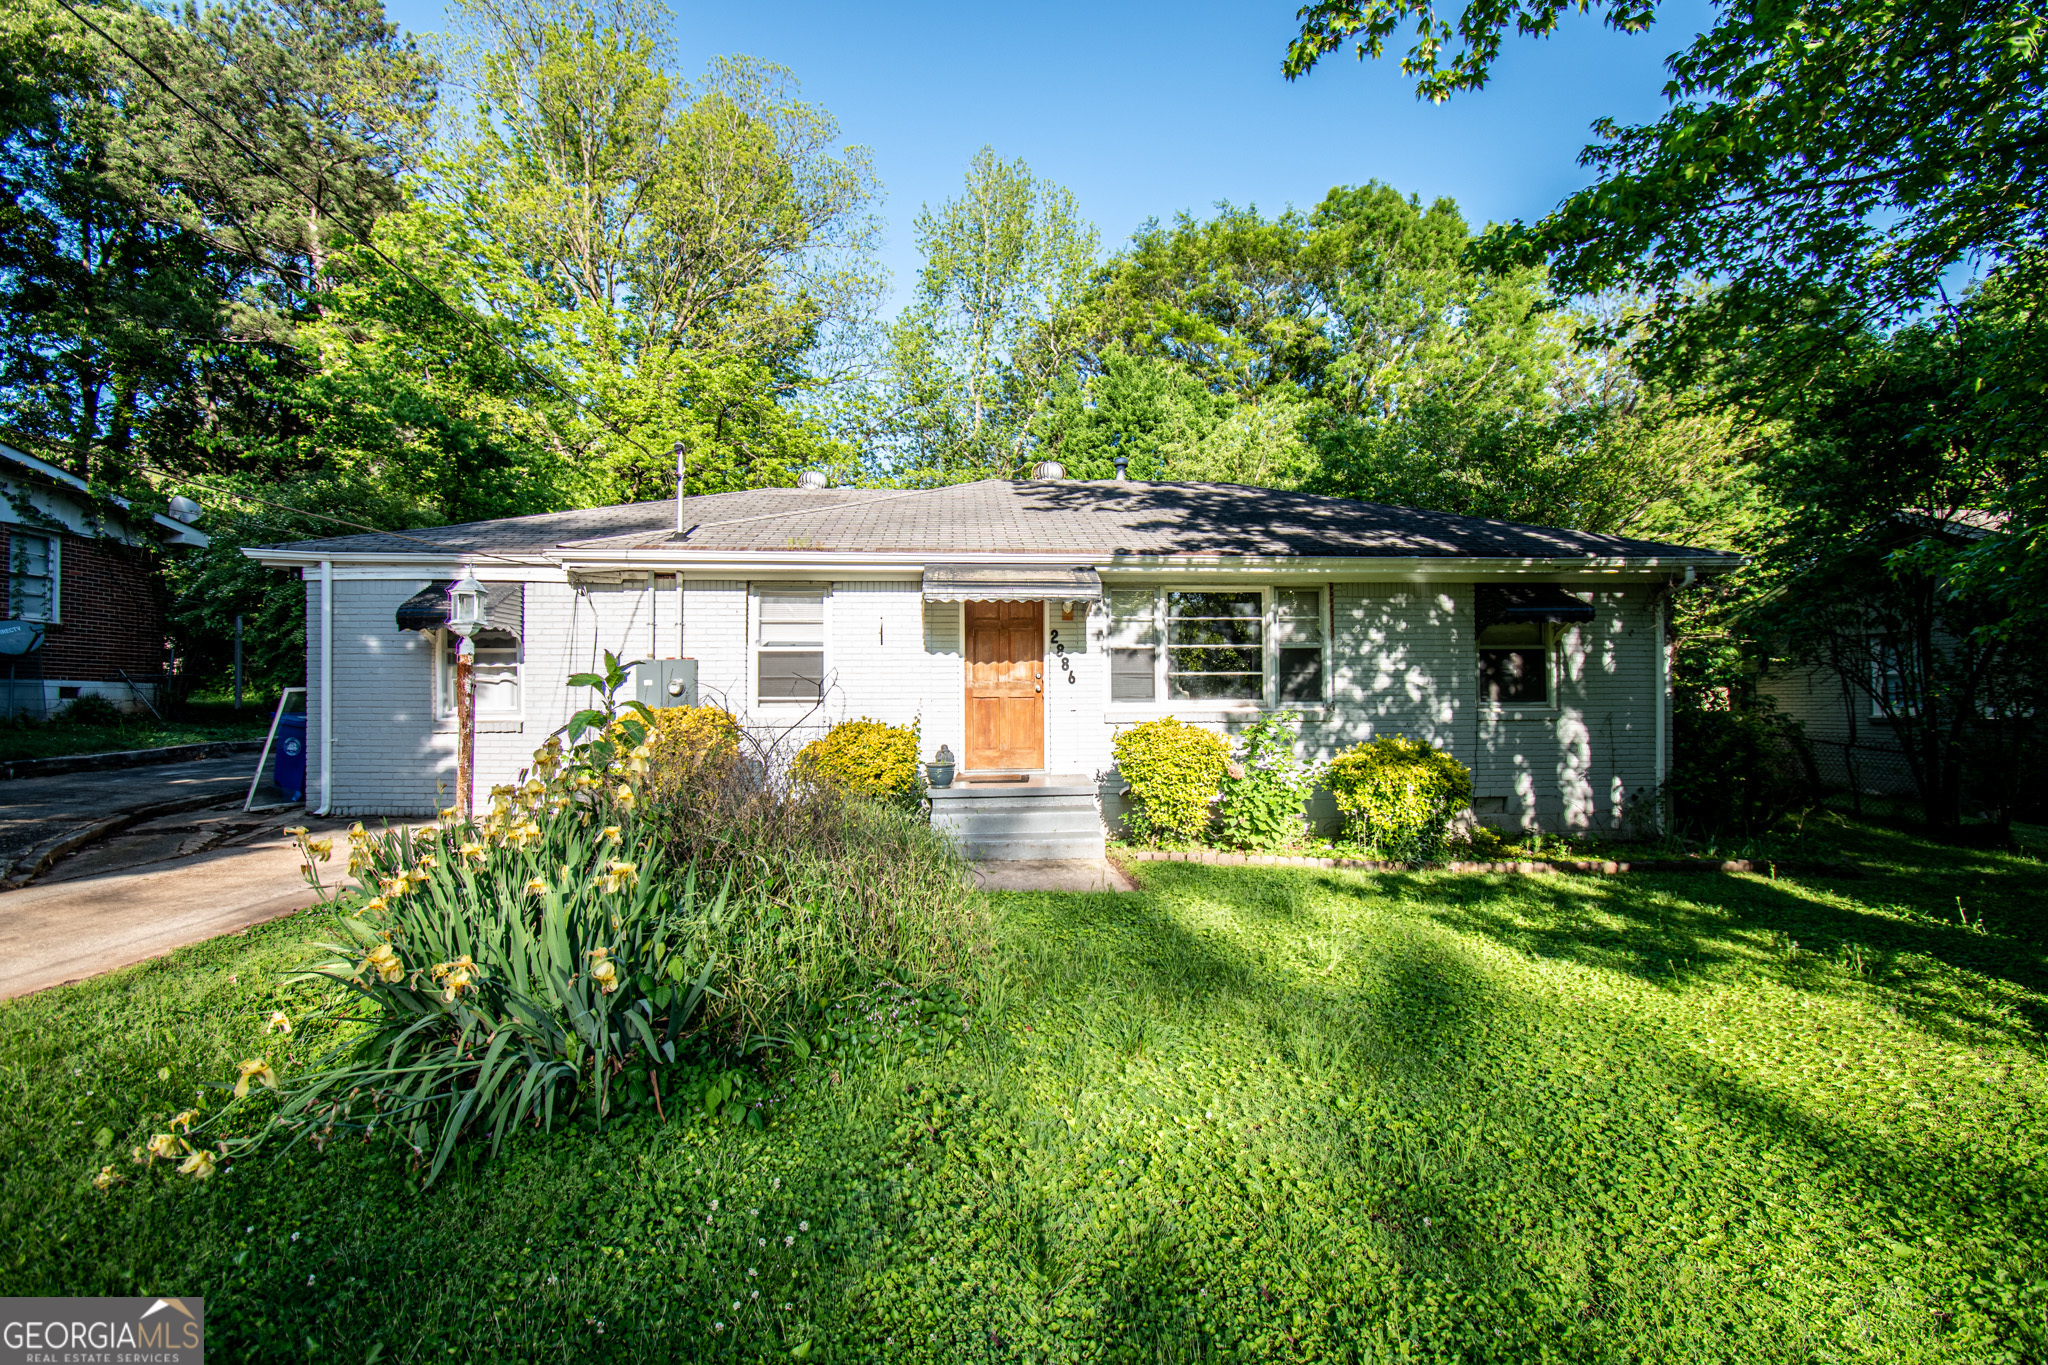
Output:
[
  {"xmin": 246, "ymin": 545, "xmax": 1744, "ymax": 579},
  {"xmin": 0, "ymin": 441, "xmax": 209, "ymax": 546},
  {"xmin": 549, "ymin": 550, "xmax": 1741, "ymax": 577}
]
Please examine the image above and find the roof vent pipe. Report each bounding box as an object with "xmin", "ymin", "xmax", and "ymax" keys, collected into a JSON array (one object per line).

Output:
[
  {"xmin": 1113, "ymin": 453, "xmax": 1129, "ymax": 481},
  {"xmin": 1029, "ymin": 460, "xmax": 1065, "ymax": 480},
  {"xmin": 796, "ymin": 469, "xmax": 829, "ymax": 489}
]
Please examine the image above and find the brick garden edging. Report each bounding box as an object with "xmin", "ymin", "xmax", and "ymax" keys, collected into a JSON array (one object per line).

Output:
[{"xmin": 1116, "ymin": 849, "xmax": 1860, "ymax": 877}]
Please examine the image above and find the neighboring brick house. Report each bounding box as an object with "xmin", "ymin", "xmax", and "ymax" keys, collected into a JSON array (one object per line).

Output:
[
  {"xmin": 0, "ymin": 442, "xmax": 209, "ymax": 717},
  {"xmin": 248, "ymin": 475, "xmax": 1738, "ymax": 847}
]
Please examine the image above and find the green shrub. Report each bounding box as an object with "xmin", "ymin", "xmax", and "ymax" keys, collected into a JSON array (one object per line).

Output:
[
  {"xmin": 1324, "ymin": 735, "xmax": 1474, "ymax": 861},
  {"xmin": 795, "ymin": 717, "xmax": 922, "ymax": 805},
  {"xmin": 1113, "ymin": 717, "xmax": 1229, "ymax": 845},
  {"xmin": 60, "ymin": 693, "xmax": 125, "ymax": 726},
  {"xmin": 1216, "ymin": 713, "xmax": 1317, "ymax": 850},
  {"xmin": 1667, "ymin": 705, "xmax": 1817, "ymax": 836}
]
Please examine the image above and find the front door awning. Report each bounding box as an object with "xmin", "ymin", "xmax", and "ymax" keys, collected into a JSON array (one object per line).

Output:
[
  {"xmin": 1474, "ymin": 583, "xmax": 1594, "ymax": 634},
  {"xmin": 921, "ymin": 565, "xmax": 1103, "ymax": 604}
]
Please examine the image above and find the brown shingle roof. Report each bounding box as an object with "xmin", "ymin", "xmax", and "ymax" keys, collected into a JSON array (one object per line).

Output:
[{"xmin": 268, "ymin": 479, "xmax": 1737, "ymax": 561}]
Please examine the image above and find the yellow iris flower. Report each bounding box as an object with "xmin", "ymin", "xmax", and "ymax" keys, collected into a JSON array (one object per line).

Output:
[
  {"xmin": 364, "ymin": 942, "xmax": 404, "ymax": 983},
  {"xmin": 266, "ymin": 1011, "xmax": 292, "ymax": 1035},
  {"xmin": 599, "ymin": 861, "xmax": 639, "ymax": 894},
  {"xmin": 178, "ymin": 1150, "xmax": 217, "ymax": 1179},
  {"xmin": 145, "ymin": 1133, "xmax": 183, "ymax": 1162},
  {"xmin": 234, "ymin": 1058, "xmax": 278, "ymax": 1098},
  {"xmin": 524, "ymin": 876, "xmax": 550, "ymax": 896},
  {"xmin": 588, "ymin": 948, "xmax": 618, "ymax": 993}
]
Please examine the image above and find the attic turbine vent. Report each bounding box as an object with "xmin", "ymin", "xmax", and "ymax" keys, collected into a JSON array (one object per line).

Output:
[
  {"xmin": 166, "ymin": 495, "xmax": 204, "ymax": 525},
  {"xmin": 1029, "ymin": 460, "xmax": 1066, "ymax": 480},
  {"xmin": 796, "ymin": 470, "xmax": 829, "ymax": 489}
]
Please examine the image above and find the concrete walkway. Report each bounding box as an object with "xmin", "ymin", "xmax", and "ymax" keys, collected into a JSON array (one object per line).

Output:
[
  {"xmin": 0, "ymin": 822, "xmax": 344, "ymax": 1001},
  {"xmin": 972, "ymin": 858, "xmax": 1136, "ymax": 893}
]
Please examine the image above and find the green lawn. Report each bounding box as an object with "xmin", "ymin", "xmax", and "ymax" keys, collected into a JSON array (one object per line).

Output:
[
  {"xmin": 0, "ymin": 708, "xmax": 273, "ymax": 762},
  {"xmin": 2, "ymin": 819, "xmax": 2044, "ymax": 1362}
]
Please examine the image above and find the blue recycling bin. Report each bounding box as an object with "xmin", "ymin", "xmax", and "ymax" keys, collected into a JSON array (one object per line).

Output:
[{"xmin": 273, "ymin": 713, "xmax": 308, "ymax": 802}]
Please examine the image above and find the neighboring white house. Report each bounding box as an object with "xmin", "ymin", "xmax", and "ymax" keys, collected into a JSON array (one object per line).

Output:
[{"xmin": 245, "ymin": 477, "xmax": 1737, "ymax": 850}]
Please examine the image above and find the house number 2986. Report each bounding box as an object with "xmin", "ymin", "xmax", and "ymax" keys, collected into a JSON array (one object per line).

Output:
[{"xmin": 1048, "ymin": 630, "xmax": 1077, "ymax": 684}]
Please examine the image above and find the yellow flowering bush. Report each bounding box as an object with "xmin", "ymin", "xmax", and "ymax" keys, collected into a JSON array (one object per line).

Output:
[
  {"xmin": 1112, "ymin": 717, "xmax": 1229, "ymax": 845},
  {"xmin": 1323, "ymin": 735, "xmax": 1475, "ymax": 861},
  {"xmin": 794, "ymin": 718, "xmax": 922, "ymax": 806}
]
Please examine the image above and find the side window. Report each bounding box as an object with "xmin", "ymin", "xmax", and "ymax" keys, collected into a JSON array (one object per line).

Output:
[
  {"xmin": 8, "ymin": 533, "xmax": 56, "ymax": 622},
  {"xmin": 440, "ymin": 629, "xmax": 523, "ymax": 717},
  {"xmin": 1273, "ymin": 587, "xmax": 1324, "ymax": 703},
  {"xmin": 757, "ymin": 587, "xmax": 826, "ymax": 702},
  {"xmin": 1478, "ymin": 623, "xmax": 1549, "ymax": 705},
  {"xmin": 1106, "ymin": 588, "xmax": 1158, "ymax": 702}
]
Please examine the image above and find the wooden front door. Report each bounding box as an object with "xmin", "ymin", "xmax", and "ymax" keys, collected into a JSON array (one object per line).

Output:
[{"xmin": 964, "ymin": 600, "xmax": 1044, "ymax": 771}]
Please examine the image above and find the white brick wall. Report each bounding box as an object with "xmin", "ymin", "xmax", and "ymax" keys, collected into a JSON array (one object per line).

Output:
[{"xmin": 307, "ymin": 570, "xmax": 1668, "ymax": 831}]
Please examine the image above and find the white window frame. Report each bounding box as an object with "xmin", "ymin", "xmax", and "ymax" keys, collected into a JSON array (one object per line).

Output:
[
  {"xmin": 1104, "ymin": 585, "xmax": 1329, "ymax": 711},
  {"xmin": 1477, "ymin": 621, "xmax": 1560, "ymax": 715},
  {"xmin": 1869, "ymin": 644, "xmax": 1917, "ymax": 720},
  {"xmin": 752, "ymin": 583, "xmax": 830, "ymax": 707},
  {"xmin": 434, "ymin": 627, "xmax": 525, "ymax": 721},
  {"xmin": 7, "ymin": 531, "xmax": 59, "ymax": 623}
]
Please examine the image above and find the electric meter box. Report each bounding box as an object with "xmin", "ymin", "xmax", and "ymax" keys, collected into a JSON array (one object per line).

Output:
[{"xmin": 633, "ymin": 658, "xmax": 699, "ymax": 710}]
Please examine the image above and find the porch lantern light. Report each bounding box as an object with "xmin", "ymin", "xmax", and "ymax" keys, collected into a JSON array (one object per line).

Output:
[
  {"xmin": 446, "ymin": 568, "xmax": 488, "ymax": 822},
  {"xmin": 447, "ymin": 569, "xmax": 488, "ymax": 639}
]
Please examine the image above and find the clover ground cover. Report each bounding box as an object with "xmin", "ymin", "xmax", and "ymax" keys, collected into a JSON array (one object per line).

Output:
[{"xmin": 0, "ymin": 819, "xmax": 2042, "ymax": 1361}]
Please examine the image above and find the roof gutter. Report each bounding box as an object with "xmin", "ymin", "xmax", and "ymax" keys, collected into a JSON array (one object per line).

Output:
[
  {"xmin": 546, "ymin": 549, "xmax": 1746, "ymax": 576},
  {"xmin": 242, "ymin": 546, "xmax": 1745, "ymax": 576}
]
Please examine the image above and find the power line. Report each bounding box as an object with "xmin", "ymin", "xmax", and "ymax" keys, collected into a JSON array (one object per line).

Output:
[
  {"xmin": 141, "ymin": 465, "xmax": 538, "ymax": 566},
  {"xmin": 51, "ymin": 0, "xmax": 670, "ymax": 470}
]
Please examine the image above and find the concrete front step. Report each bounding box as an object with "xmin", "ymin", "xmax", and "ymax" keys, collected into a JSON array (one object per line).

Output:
[{"xmin": 929, "ymin": 774, "xmax": 1106, "ymax": 862}]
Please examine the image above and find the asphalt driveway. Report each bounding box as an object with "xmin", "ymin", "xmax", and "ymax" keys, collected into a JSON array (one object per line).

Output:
[{"xmin": 0, "ymin": 754, "xmax": 262, "ymax": 870}]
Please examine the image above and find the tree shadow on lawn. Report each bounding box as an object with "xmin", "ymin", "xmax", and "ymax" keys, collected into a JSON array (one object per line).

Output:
[
  {"xmin": 1376, "ymin": 870, "xmax": 2048, "ymax": 1045},
  {"xmin": 994, "ymin": 885, "xmax": 2046, "ymax": 1358}
]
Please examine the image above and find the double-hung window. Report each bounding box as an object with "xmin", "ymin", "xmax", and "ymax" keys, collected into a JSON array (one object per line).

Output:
[
  {"xmin": 8, "ymin": 533, "xmax": 56, "ymax": 622},
  {"xmin": 1106, "ymin": 587, "xmax": 1326, "ymax": 706},
  {"xmin": 438, "ymin": 630, "xmax": 523, "ymax": 718},
  {"xmin": 757, "ymin": 587, "xmax": 826, "ymax": 702},
  {"xmin": 1870, "ymin": 640, "xmax": 1916, "ymax": 719},
  {"xmin": 1477, "ymin": 623, "xmax": 1550, "ymax": 705}
]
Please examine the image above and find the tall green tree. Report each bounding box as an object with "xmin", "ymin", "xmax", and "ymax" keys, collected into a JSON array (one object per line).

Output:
[
  {"xmin": 441, "ymin": 0, "xmax": 879, "ymax": 496},
  {"xmin": 1283, "ymin": 0, "xmax": 2048, "ymax": 380},
  {"xmin": 876, "ymin": 146, "xmax": 1098, "ymax": 482}
]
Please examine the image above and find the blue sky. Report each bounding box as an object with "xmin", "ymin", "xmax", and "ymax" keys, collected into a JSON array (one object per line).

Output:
[{"xmin": 382, "ymin": 0, "xmax": 1719, "ymax": 309}]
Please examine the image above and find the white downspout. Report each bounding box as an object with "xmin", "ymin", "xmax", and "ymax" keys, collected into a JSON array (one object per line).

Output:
[
  {"xmin": 317, "ymin": 558, "xmax": 333, "ymax": 815},
  {"xmin": 647, "ymin": 571, "xmax": 658, "ymax": 659}
]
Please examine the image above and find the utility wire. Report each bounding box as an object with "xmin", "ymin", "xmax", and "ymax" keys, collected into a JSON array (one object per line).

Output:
[
  {"xmin": 140, "ymin": 465, "xmax": 542, "ymax": 567},
  {"xmin": 51, "ymin": 0, "xmax": 669, "ymax": 470}
]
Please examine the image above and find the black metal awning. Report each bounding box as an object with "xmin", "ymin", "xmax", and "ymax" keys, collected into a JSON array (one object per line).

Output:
[
  {"xmin": 920, "ymin": 565, "xmax": 1103, "ymax": 603},
  {"xmin": 394, "ymin": 581, "xmax": 525, "ymax": 636},
  {"xmin": 1474, "ymin": 583, "xmax": 1594, "ymax": 635}
]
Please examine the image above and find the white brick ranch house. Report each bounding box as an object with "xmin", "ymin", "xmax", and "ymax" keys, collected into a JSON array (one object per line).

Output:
[{"xmin": 246, "ymin": 477, "xmax": 1737, "ymax": 856}]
